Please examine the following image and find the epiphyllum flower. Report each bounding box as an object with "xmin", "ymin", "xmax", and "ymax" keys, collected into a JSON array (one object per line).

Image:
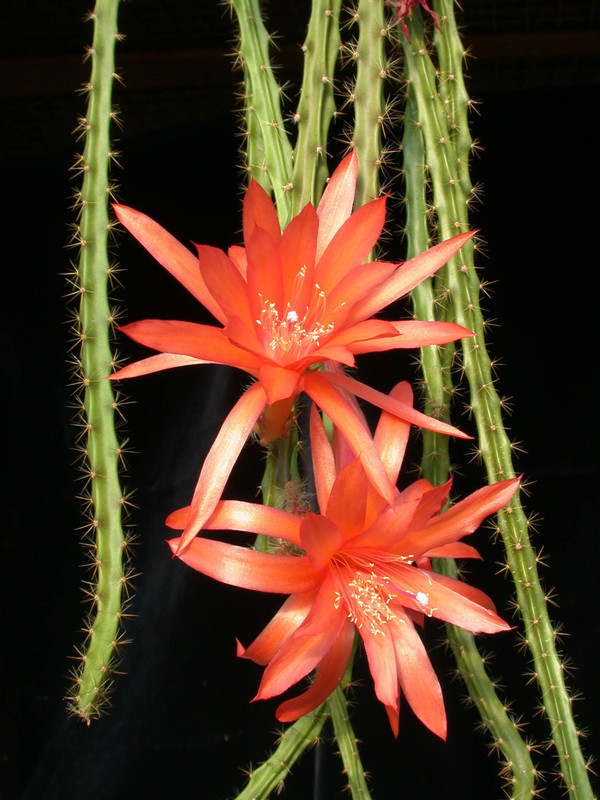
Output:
[
  {"xmin": 386, "ymin": 0, "xmax": 440, "ymax": 42},
  {"xmin": 167, "ymin": 383, "xmax": 519, "ymax": 738},
  {"xmin": 111, "ymin": 152, "xmax": 474, "ymax": 553}
]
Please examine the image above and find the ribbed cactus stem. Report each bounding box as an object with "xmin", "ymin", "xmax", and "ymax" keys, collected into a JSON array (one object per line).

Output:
[
  {"xmin": 231, "ymin": 0, "xmax": 294, "ymax": 225},
  {"xmin": 351, "ymin": 0, "xmax": 387, "ymax": 206},
  {"xmin": 403, "ymin": 7, "xmax": 594, "ymax": 797},
  {"xmin": 291, "ymin": 0, "xmax": 342, "ymax": 214},
  {"xmin": 233, "ymin": 705, "xmax": 329, "ymax": 800},
  {"xmin": 404, "ymin": 84, "xmax": 536, "ymax": 799},
  {"xmin": 329, "ymin": 687, "xmax": 373, "ymax": 800},
  {"xmin": 68, "ymin": 0, "xmax": 125, "ymax": 722}
]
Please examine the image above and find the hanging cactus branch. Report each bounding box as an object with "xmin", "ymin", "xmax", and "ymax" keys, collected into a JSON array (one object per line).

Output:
[{"xmin": 66, "ymin": 0, "xmax": 128, "ymax": 723}]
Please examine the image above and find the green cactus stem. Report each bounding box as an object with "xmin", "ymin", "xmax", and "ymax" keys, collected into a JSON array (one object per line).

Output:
[
  {"xmin": 328, "ymin": 686, "xmax": 373, "ymax": 800},
  {"xmin": 349, "ymin": 0, "xmax": 387, "ymax": 206},
  {"xmin": 66, "ymin": 0, "xmax": 128, "ymax": 723},
  {"xmin": 230, "ymin": 0, "xmax": 294, "ymax": 224},
  {"xmin": 403, "ymin": 82, "xmax": 536, "ymax": 799},
  {"xmin": 233, "ymin": 704, "xmax": 329, "ymax": 800},
  {"xmin": 402, "ymin": 5, "xmax": 594, "ymax": 797},
  {"xmin": 290, "ymin": 0, "xmax": 342, "ymax": 213}
]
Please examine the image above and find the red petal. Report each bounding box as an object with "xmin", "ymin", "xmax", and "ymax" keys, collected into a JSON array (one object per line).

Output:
[
  {"xmin": 324, "ymin": 460, "xmax": 368, "ymax": 539},
  {"xmin": 254, "ymin": 608, "xmax": 346, "ymax": 701},
  {"xmin": 258, "ymin": 363, "xmax": 303, "ymax": 405},
  {"xmin": 316, "ymin": 151, "xmax": 358, "ymax": 261},
  {"xmin": 321, "ymin": 369, "xmax": 470, "ymax": 440},
  {"xmin": 276, "ymin": 618, "xmax": 355, "ymax": 722},
  {"xmin": 109, "ymin": 353, "xmax": 204, "ymax": 381},
  {"xmin": 228, "ymin": 244, "xmax": 247, "ymax": 278},
  {"xmin": 246, "ymin": 225, "xmax": 283, "ymax": 317},
  {"xmin": 315, "ymin": 197, "xmax": 387, "ymax": 295},
  {"xmin": 389, "ymin": 609, "xmax": 447, "ymax": 739},
  {"xmin": 426, "ymin": 542, "xmax": 482, "ymax": 559},
  {"xmin": 243, "ymin": 180, "xmax": 281, "ymax": 245},
  {"xmin": 360, "ymin": 623, "xmax": 399, "ymax": 716},
  {"xmin": 118, "ymin": 320, "xmax": 262, "ymax": 374},
  {"xmin": 323, "ymin": 261, "xmax": 398, "ymax": 328},
  {"xmin": 237, "ymin": 592, "xmax": 316, "ymax": 665},
  {"xmin": 346, "ymin": 231, "xmax": 476, "ymax": 324},
  {"xmin": 166, "ymin": 500, "xmax": 302, "ymax": 547},
  {"xmin": 304, "ymin": 372, "xmax": 395, "ymax": 506},
  {"xmin": 401, "ymin": 478, "xmax": 520, "ymax": 558},
  {"xmin": 175, "ymin": 383, "xmax": 268, "ymax": 553},
  {"xmin": 348, "ymin": 320, "xmax": 474, "ymax": 353},
  {"xmin": 373, "ymin": 381, "xmax": 413, "ymax": 485},
  {"xmin": 300, "ymin": 514, "xmax": 345, "ymax": 572},
  {"xmin": 169, "ymin": 537, "xmax": 319, "ymax": 593},
  {"xmin": 196, "ymin": 244, "xmax": 254, "ymax": 330},
  {"xmin": 309, "ymin": 404, "xmax": 336, "ymax": 513},
  {"xmin": 113, "ymin": 204, "xmax": 226, "ymax": 324},
  {"xmin": 280, "ymin": 203, "xmax": 319, "ymax": 303}
]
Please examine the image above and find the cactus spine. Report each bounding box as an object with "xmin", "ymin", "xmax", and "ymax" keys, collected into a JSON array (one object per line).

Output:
[
  {"xmin": 402, "ymin": 4, "xmax": 594, "ymax": 796},
  {"xmin": 67, "ymin": 0, "xmax": 128, "ymax": 722}
]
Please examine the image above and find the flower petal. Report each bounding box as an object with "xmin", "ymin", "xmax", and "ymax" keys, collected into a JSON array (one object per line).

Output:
[
  {"xmin": 276, "ymin": 618, "xmax": 355, "ymax": 722},
  {"xmin": 400, "ymin": 477, "xmax": 520, "ymax": 558},
  {"xmin": 348, "ymin": 320, "xmax": 474, "ymax": 353},
  {"xmin": 316, "ymin": 150, "xmax": 358, "ymax": 261},
  {"xmin": 309, "ymin": 403, "xmax": 336, "ymax": 513},
  {"xmin": 426, "ymin": 542, "xmax": 482, "ymax": 560},
  {"xmin": 258, "ymin": 363, "xmax": 303, "ymax": 405},
  {"xmin": 373, "ymin": 381, "xmax": 413, "ymax": 485},
  {"xmin": 113, "ymin": 204, "xmax": 226, "ymax": 324},
  {"xmin": 254, "ymin": 607, "xmax": 346, "ymax": 701},
  {"xmin": 166, "ymin": 499, "xmax": 303, "ymax": 547},
  {"xmin": 118, "ymin": 319, "xmax": 262, "ymax": 374},
  {"xmin": 360, "ymin": 622, "xmax": 399, "ymax": 722},
  {"xmin": 109, "ymin": 353, "xmax": 205, "ymax": 381},
  {"xmin": 243, "ymin": 180, "xmax": 281, "ymax": 244},
  {"xmin": 237, "ymin": 592, "xmax": 316, "ymax": 665},
  {"xmin": 174, "ymin": 382, "xmax": 268, "ymax": 554},
  {"xmin": 321, "ymin": 369, "xmax": 470, "ymax": 440},
  {"xmin": 196, "ymin": 244, "xmax": 255, "ymax": 330},
  {"xmin": 324, "ymin": 460, "xmax": 368, "ymax": 539},
  {"xmin": 246, "ymin": 224, "xmax": 283, "ymax": 317},
  {"xmin": 304, "ymin": 372, "xmax": 395, "ymax": 506},
  {"xmin": 280, "ymin": 203, "xmax": 319, "ymax": 303},
  {"xmin": 300, "ymin": 514, "xmax": 345, "ymax": 572},
  {"xmin": 346, "ymin": 231, "xmax": 476, "ymax": 325},
  {"xmin": 315, "ymin": 197, "xmax": 387, "ymax": 295},
  {"xmin": 169, "ymin": 537, "xmax": 319, "ymax": 593},
  {"xmin": 389, "ymin": 608, "xmax": 447, "ymax": 740}
]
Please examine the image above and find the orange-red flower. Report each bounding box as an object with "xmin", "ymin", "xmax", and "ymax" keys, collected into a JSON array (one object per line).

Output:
[
  {"xmin": 167, "ymin": 383, "xmax": 518, "ymax": 738},
  {"xmin": 387, "ymin": 0, "xmax": 440, "ymax": 41},
  {"xmin": 111, "ymin": 153, "xmax": 474, "ymax": 553}
]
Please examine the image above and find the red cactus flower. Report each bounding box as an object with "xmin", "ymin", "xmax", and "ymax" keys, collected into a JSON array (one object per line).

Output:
[
  {"xmin": 111, "ymin": 152, "xmax": 473, "ymax": 553},
  {"xmin": 167, "ymin": 383, "xmax": 518, "ymax": 738},
  {"xmin": 387, "ymin": 0, "xmax": 440, "ymax": 42}
]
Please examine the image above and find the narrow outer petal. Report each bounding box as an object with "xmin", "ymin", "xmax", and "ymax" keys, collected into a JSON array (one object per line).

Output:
[
  {"xmin": 168, "ymin": 537, "xmax": 319, "ymax": 594},
  {"xmin": 315, "ymin": 150, "xmax": 358, "ymax": 261},
  {"xmin": 276, "ymin": 618, "xmax": 355, "ymax": 722},
  {"xmin": 237, "ymin": 592, "xmax": 316, "ymax": 665},
  {"xmin": 345, "ymin": 231, "xmax": 476, "ymax": 325},
  {"xmin": 113, "ymin": 204, "xmax": 226, "ymax": 324},
  {"xmin": 348, "ymin": 320, "xmax": 474, "ymax": 353},
  {"xmin": 373, "ymin": 381, "xmax": 413, "ymax": 485},
  {"xmin": 309, "ymin": 404, "xmax": 336, "ymax": 513},
  {"xmin": 175, "ymin": 383, "xmax": 268, "ymax": 553},
  {"xmin": 166, "ymin": 500, "xmax": 303, "ymax": 548},
  {"xmin": 109, "ymin": 353, "xmax": 205, "ymax": 381}
]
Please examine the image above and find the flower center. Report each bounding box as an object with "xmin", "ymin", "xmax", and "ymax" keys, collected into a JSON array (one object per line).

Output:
[
  {"xmin": 256, "ymin": 284, "xmax": 334, "ymax": 364},
  {"xmin": 334, "ymin": 569, "xmax": 397, "ymax": 636}
]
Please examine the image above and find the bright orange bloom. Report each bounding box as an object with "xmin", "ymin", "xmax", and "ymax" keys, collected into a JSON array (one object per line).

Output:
[
  {"xmin": 167, "ymin": 383, "xmax": 518, "ymax": 738},
  {"xmin": 111, "ymin": 153, "xmax": 474, "ymax": 553}
]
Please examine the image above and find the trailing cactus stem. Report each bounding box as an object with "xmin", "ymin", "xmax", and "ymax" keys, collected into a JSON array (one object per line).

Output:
[
  {"xmin": 290, "ymin": 0, "xmax": 342, "ymax": 214},
  {"xmin": 232, "ymin": 0, "xmax": 294, "ymax": 224},
  {"xmin": 403, "ymin": 85, "xmax": 535, "ymax": 798},
  {"xmin": 403, "ymin": 8, "xmax": 594, "ymax": 797},
  {"xmin": 69, "ymin": 0, "xmax": 125, "ymax": 722},
  {"xmin": 328, "ymin": 686, "xmax": 372, "ymax": 799},
  {"xmin": 351, "ymin": 0, "xmax": 386, "ymax": 206},
  {"xmin": 233, "ymin": 704, "xmax": 329, "ymax": 800}
]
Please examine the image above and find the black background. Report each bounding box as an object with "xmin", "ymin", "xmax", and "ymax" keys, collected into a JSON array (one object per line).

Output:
[{"xmin": 1, "ymin": 2, "xmax": 599, "ymax": 798}]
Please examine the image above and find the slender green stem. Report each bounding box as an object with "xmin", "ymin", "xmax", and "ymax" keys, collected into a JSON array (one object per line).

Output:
[
  {"xmin": 403, "ymin": 75, "xmax": 536, "ymax": 799},
  {"xmin": 231, "ymin": 0, "xmax": 294, "ymax": 225},
  {"xmin": 291, "ymin": 0, "xmax": 342, "ymax": 214},
  {"xmin": 328, "ymin": 687, "xmax": 373, "ymax": 800},
  {"xmin": 352, "ymin": 0, "xmax": 386, "ymax": 206},
  {"xmin": 403, "ymin": 7, "xmax": 594, "ymax": 797},
  {"xmin": 67, "ymin": 0, "xmax": 126, "ymax": 723}
]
